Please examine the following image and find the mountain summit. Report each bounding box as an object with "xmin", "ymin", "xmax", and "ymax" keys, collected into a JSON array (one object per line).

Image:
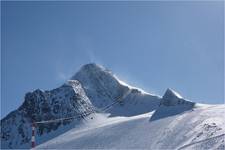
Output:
[
  {"xmin": 163, "ymin": 88, "xmax": 183, "ymax": 99},
  {"xmin": 71, "ymin": 63, "xmax": 107, "ymax": 81},
  {"xmin": 160, "ymin": 88, "xmax": 194, "ymax": 107},
  {"xmin": 71, "ymin": 63, "xmax": 160, "ymax": 116},
  {"xmin": 71, "ymin": 63, "xmax": 131, "ymax": 108}
]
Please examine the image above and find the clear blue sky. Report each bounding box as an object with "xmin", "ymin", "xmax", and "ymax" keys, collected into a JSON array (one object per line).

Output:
[{"xmin": 1, "ymin": 1, "xmax": 224, "ymax": 118}]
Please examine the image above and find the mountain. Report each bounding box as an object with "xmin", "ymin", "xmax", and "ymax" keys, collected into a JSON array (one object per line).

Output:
[
  {"xmin": 1, "ymin": 63, "xmax": 224, "ymax": 149},
  {"xmin": 1, "ymin": 63, "xmax": 160, "ymax": 149}
]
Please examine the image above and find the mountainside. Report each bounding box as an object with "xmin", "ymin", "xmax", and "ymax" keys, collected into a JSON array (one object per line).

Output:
[
  {"xmin": 36, "ymin": 85, "xmax": 225, "ymax": 150},
  {"xmin": 37, "ymin": 104, "xmax": 225, "ymax": 150},
  {"xmin": 1, "ymin": 80, "xmax": 94, "ymax": 148},
  {"xmin": 1, "ymin": 63, "xmax": 160, "ymax": 149},
  {"xmin": 1, "ymin": 63, "xmax": 224, "ymax": 149}
]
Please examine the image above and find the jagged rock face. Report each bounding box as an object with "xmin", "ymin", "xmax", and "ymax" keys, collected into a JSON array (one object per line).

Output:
[
  {"xmin": 1, "ymin": 80, "xmax": 94, "ymax": 149},
  {"xmin": 71, "ymin": 63, "xmax": 130, "ymax": 108},
  {"xmin": 160, "ymin": 88, "xmax": 195, "ymax": 107},
  {"xmin": 1, "ymin": 111, "xmax": 31, "ymax": 148},
  {"xmin": 19, "ymin": 80, "xmax": 94, "ymax": 123}
]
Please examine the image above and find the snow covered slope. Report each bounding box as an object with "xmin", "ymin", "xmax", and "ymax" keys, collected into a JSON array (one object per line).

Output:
[{"xmin": 37, "ymin": 104, "xmax": 225, "ymax": 150}]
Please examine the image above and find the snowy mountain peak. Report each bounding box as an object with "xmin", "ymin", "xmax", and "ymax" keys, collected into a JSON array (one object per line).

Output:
[
  {"xmin": 80, "ymin": 63, "xmax": 104, "ymax": 70},
  {"xmin": 70, "ymin": 63, "xmax": 160, "ymax": 116},
  {"xmin": 71, "ymin": 63, "xmax": 107, "ymax": 80},
  {"xmin": 70, "ymin": 63, "xmax": 130, "ymax": 107},
  {"xmin": 163, "ymin": 88, "xmax": 183, "ymax": 100},
  {"xmin": 160, "ymin": 88, "xmax": 194, "ymax": 107}
]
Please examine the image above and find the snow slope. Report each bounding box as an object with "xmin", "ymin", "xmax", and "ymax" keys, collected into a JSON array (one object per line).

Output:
[{"xmin": 37, "ymin": 104, "xmax": 225, "ymax": 150}]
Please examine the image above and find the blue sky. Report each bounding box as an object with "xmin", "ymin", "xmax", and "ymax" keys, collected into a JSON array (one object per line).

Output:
[{"xmin": 1, "ymin": 1, "xmax": 224, "ymax": 118}]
